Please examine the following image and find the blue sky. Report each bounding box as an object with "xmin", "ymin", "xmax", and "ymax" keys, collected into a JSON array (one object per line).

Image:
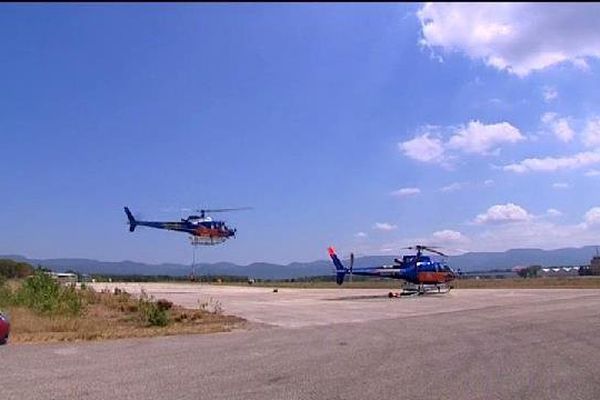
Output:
[{"xmin": 2, "ymin": 3, "xmax": 600, "ymax": 265}]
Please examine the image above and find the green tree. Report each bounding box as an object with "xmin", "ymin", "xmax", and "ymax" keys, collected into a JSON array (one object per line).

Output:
[{"xmin": 0, "ymin": 259, "xmax": 34, "ymax": 279}]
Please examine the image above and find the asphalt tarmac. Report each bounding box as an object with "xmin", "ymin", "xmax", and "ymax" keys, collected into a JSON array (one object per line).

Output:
[{"xmin": 2, "ymin": 286, "xmax": 599, "ymax": 399}]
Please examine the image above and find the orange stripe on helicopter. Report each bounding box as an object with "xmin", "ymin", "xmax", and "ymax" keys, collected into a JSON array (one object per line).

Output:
[
  {"xmin": 417, "ymin": 272, "xmax": 453, "ymax": 284},
  {"xmin": 194, "ymin": 227, "xmax": 228, "ymax": 237}
]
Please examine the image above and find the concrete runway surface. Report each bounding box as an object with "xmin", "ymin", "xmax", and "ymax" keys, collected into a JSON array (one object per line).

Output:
[{"xmin": 2, "ymin": 285, "xmax": 600, "ymax": 400}]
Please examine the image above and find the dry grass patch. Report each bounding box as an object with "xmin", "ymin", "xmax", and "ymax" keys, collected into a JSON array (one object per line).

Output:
[{"xmin": 4, "ymin": 285, "xmax": 245, "ymax": 344}]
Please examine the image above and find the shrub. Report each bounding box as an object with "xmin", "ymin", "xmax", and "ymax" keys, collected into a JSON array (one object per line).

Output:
[
  {"xmin": 138, "ymin": 290, "xmax": 169, "ymax": 327},
  {"xmin": 17, "ymin": 271, "xmax": 60, "ymax": 314},
  {"xmin": 156, "ymin": 299, "xmax": 173, "ymax": 311},
  {"xmin": 15, "ymin": 271, "xmax": 82, "ymax": 316},
  {"xmin": 58, "ymin": 284, "xmax": 83, "ymax": 316},
  {"xmin": 0, "ymin": 276, "xmax": 13, "ymax": 308}
]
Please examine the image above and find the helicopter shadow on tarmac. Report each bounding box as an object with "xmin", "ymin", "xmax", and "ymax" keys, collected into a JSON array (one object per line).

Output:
[
  {"xmin": 324, "ymin": 294, "xmax": 394, "ymax": 301},
  {"xmin": 324, "ymin": 291, "xmax": 452, "ymax": 302}
]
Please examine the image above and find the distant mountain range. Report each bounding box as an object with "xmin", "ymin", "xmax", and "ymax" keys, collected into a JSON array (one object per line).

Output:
[{"xmin": 2, "ymin": 246, "xmax": 599, "ymax": 279}]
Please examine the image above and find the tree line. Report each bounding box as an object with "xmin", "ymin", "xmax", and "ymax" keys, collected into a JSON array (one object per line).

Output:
[{"xmin": 0, "ymin": 259, "xmax": 34, "ymax": 280}]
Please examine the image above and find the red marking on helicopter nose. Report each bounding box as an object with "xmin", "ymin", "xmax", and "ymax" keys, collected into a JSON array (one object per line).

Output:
[{"xmin": 328, "ymin": 247, "xmax": 336, "ymax": 256}]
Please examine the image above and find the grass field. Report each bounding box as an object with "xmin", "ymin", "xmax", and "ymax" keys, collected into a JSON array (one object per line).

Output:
[
  {"xmin": 213, "ymin": 276, "xmax": 600, "ymax": 289},
  {"xmin": 453, "ymin": 277, "xmax": 600, "ymax": 289}
]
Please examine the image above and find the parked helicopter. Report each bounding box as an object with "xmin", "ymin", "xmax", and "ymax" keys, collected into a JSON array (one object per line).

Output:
[
  {"xmin": 328, "ymin": 245, "xmax": 457, "ymax": 296},
  {"xmin": 124, "ymin": 206, "xmax": 250, "ymax": 245}
]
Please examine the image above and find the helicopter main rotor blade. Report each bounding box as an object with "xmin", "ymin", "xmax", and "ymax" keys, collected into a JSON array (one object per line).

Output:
[
  {"xmin": 425, "ymin": 248, "xmax": 448, "ymax": 257},
  {"xmin": 419, "ymin": 245, "xmax": 448, "ymax": 257},
  {"xmin": 195, "ymin": 207, "xmax": 253, "ymax": 213},
  {"xmin": 403, "ymin": 245, "xmax": 447, "ymax": 257}
]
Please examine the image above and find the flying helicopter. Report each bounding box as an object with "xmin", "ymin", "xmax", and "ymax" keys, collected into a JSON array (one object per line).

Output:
[
  {"xmin": 124, "ymin": 206, "xmax": 250, "ymax": 245},
  {"xmin": 328, "ymin": 245, "xmax": 458, "ymax": 296}
]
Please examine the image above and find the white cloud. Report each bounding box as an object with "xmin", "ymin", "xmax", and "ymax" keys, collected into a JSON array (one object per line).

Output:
[
  {"xmin": 585, "ymin": 169, "xmax": 600, "ymax": 177},
  {"xmin": 553, "ymin": 119, "xmax": 575, "ymax": 143},
  {"xmin": 366, "ymin": 211, "xmax": 599, "ymax": 256},
  {"xmin": 439, "ymin": 182, "xmax": 464, "ymax": 192},
  {"xmin": 541, "ymin": 112, "xmax": 575, "ymax": 143},
  {"xmin": 433, "ymin": 229, "xmax": 467, "ymax": 242},
  {"xmin": 468, "ymin": 219, "xmax": 597, "ymax": 252},
  {"xmin": 543, "ymin": 86, "xmax": 558, "ymax": 102},
  {"xmin": 504, "ymin": 150, "xmax": 600, "ymax": 173},
  {"xmin": 418, "ymin": 3, "xmax": 600, "ymax": 77},
  {"xmin": 401, "ymin": 120, "xmax": 523, "ymax": 165},
  {"xmin": 546, "ymin": 208, "xmax": 563, "ymax": 217},
  {"xmin": 447, "ymin": 121, "xmax": 524, "ymax": 155},
  {"xmin": 391, "ymin": 187, "xmax": 421, "ymax": 197},
  {"xmin": 474, "ymin": 203, "xmax": 531, "ymax": 224},
  {"xmin": 584, "ymin": 207, "xmax": 600, "ymax": 228},
  {"xmin": 483, "ymin": 179, "xmax": 495, "ymax": 187},
  {"xmin": 573, "ymin": 58, "xmax": 591, "ymax": 71},
  {"xmin": 541, "ymin": 112, "xmax": 556, "ymax": 125},
  {"xmin": 582, "ymin": 117, "xmax": 600, "ymax": 147},
  {"xmin": 354, "ymin": 232, "xmax": 367, "ymax": 238},
  {"xmin": 373, "ymin": 222, "xmax": 397, "ymax": 231},
  {"xmin": 399, "ymin": 132, "xmax": 445, "ymax": 163},
  {"xmin": 552, "ymin": 182, "xmax": 570, "ymax": 190}
]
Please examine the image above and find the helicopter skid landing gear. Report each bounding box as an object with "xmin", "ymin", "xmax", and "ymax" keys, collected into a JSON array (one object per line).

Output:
[
  {"xmin": 388, "ymin": 290, "xmax": 419, "ymax": 298},
  {"xmin": 388, "ymin": 283, "xmax": 452, "ymax": 298}
]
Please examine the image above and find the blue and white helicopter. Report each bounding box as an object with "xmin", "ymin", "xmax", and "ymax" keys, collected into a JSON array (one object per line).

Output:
[
  {"xmin": 328, "ymin": 245, "xmax": 458, "ymax": 296},
  {"xmin": 124, "ymin": 207, "xmax": 250, "ymax": 245}
]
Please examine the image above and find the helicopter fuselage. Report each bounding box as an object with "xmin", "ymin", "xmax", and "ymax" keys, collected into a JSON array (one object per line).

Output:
[
  {"xmin": 135, "ymin": 219, "xmax": 235, "ymax": 238},
  {"xmin": 124, "ymin": 207, "xmax": 236, "ymax": 240},
  {"xmin": 328, "ymin": 247, "xmax": 456, "ymax": 286},
  {"xmin": 339, "ymin": 261, "xmax": 455, "ymax": 285}
]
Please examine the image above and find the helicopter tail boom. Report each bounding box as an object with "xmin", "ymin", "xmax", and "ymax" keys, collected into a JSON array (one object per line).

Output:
[
  {"xmin": 328, "ymin": 246, "xmax": 348, "ymax": 285},
  {"xmin": 124, "ymin": 207, "xmax": 137, "ymax": 232}
]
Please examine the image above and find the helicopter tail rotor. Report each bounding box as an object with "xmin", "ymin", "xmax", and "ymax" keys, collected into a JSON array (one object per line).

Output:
[
  {"xmin": 328, "ymin": 246, "xmax": 348, "ymax": 285},
  {"xmin": 124, "ymin": 207, "xmax": 137, "ymax": 232},
  {"xmin": 349, "ymin": 252, "xmax": 354, "ymax": 283}
]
